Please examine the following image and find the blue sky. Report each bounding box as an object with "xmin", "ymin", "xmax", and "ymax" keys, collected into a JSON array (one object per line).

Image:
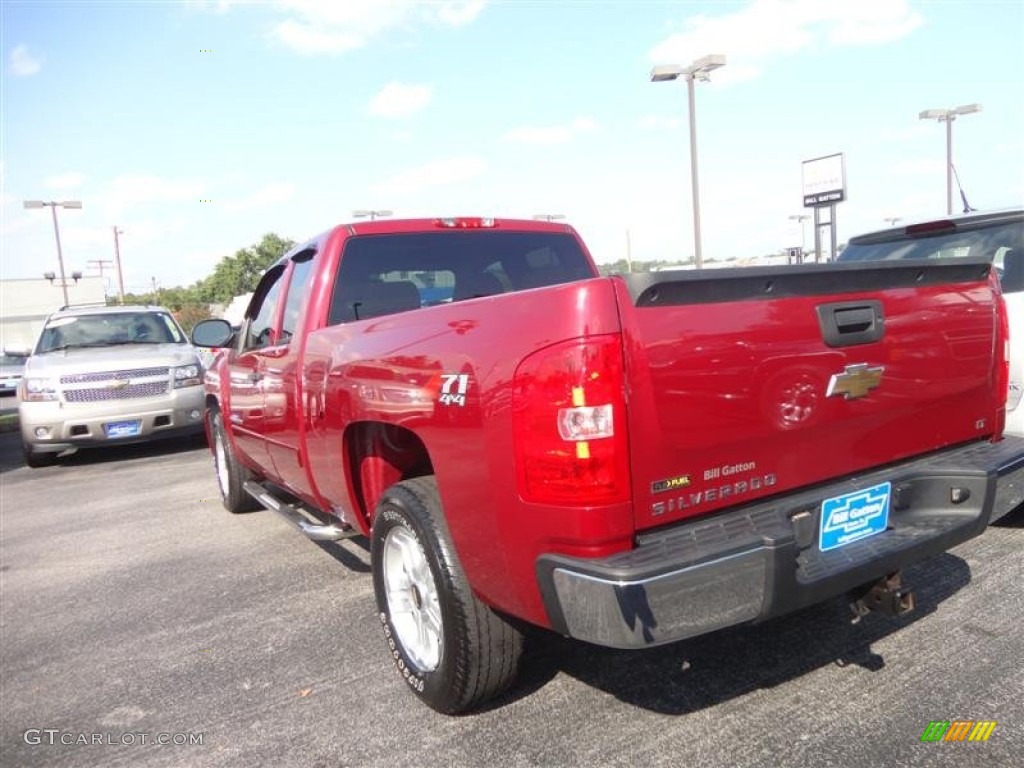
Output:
[{"xmin": 2, "ymin": 0, "xmax": 1023, "ymax": 294}]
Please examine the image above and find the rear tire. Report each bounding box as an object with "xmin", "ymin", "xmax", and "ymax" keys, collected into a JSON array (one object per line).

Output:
[
  {"xmin": 371, "ymin": 476, "xmax": 524, "ymax": 714},
  {"xmin": 211, "ymin": 410, "xmax": 259, "ymax": 513},
  {"xmin": 23, "ymin": 444, "xmax": 57, "ymax": 468}
]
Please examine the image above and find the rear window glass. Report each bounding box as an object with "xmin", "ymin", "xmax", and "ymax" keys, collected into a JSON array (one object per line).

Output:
[
  {"xmin": 328, "ymin": 231, "xmax": 593, "ymax": 324},
  {"xmin": 839, "ymin": 218, "xmax": 1023, "ymax": 293}
]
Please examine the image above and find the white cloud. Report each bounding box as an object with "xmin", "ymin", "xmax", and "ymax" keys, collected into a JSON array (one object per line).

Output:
[
  {"xmin": 649, "ymin": 0, "xmax": 923, "ymax": 84},
  {"xmin": 225, "ymin": 182, "xmax": 296, "ymax": 212},
  {"xmin": 182, "ymin": 0, "xmax": 245, "ymax": 12},
  {"xmin": 45, "ymin": 172, "xmax": 86, "ymax": 190},
  {"xmin": 272, "ymin": 18, "xmax": 365, "ymax": 54},
  {"xmin": 437, "ymin": 1, "xmax": 486, "ymax": 26},
  {"xmin": 9, "ymin": 44, "xmax": 43, "ymax": 76},
  {"xmin": 503, "ymin": 116, "xmax": 600, "ymax": 145},
  {"xmin": 890, "ymin": 158, "xmax": 945, "ymax": 177},
  {"xmin": 571, "ymin": 117, "xmax": 598, "ymax": 133},
  {"xmin": 373, "ymin": 155, "xmax": 486, "ymax": 195},
  {"xmin": 108, "ymin": 174, "xmax": 206, "ymax": 203},
  {"xmin": 98, "ymin": 174, "xmax": 207, "ymax": 219},
  {"xmin": 368, "ymin": 82, "xmax": 433, "ymax": 118},
  {"xmin": 255, "ymin": 0, "xmax": 488, "ymax": 55},
  {"xmin": 637, "ymin": 115, "xmax": 684, "ymax": 131}
]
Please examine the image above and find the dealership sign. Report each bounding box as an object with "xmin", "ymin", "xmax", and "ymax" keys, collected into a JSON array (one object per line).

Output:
[{"xmin": 802, "ymin": 153, "xmax": 846, "ymax": 207}]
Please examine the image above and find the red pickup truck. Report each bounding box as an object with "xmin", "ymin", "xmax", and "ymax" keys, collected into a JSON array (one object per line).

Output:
[{"xmin": 192, "ymin": 216, "xmax": 1024, "ymax": 713}]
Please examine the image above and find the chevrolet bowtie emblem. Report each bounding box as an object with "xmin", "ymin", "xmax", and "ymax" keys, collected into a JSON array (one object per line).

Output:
[
  {"xmin": 106, "ymin": 379, "xmax": 131, "ymax": 390},
  {"xmin": 826, "ymin": 363, "xmax": 884, "ymax": 400}
]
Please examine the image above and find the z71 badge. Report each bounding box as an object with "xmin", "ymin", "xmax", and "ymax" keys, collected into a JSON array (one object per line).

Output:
[{"xmin": 439, "ymin": 374, "xmax": 469, "ymax": 406}]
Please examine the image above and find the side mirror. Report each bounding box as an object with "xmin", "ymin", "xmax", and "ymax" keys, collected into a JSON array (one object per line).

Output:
[{"xmin": 191, "ymin": 318, "xmax": 234, "ymax": 348}]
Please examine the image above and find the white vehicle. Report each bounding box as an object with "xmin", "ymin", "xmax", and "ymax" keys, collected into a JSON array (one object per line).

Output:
[
  {"xmin": 837, "ymin": 208, "xmax": 1023, "ymax": 437},
  {"xmin": 18, "ymin": 304, "xmax": 206, "ymax": 467}
]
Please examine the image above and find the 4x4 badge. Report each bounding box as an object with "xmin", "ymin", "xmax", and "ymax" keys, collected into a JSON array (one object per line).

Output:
[{"xmin": 826, "ymin": 363, "xmax": 884, "ymax": 400}]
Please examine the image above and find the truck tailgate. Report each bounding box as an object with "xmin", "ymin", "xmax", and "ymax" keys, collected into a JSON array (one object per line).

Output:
[{"xmin": 617, "ymin": 259, "xmax": 1002, "ymax": 531}]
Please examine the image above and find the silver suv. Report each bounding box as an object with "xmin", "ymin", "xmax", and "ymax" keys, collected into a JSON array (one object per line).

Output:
[{"xmin": 18, "ymin": 304, "xmax": 206, "ymax": 467}]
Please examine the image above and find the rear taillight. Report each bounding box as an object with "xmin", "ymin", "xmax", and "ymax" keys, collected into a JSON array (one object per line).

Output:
[
  {"xmin": 513, "ymin": 335, "xmax": 630, "ymax": 505},
  {"xmin": 996, "ymin": 296, "xmax": 1010, "ymax": 409},
  {"xmin": 993, "ymin": 271, "xmax": 1009, "ymax": 437}
]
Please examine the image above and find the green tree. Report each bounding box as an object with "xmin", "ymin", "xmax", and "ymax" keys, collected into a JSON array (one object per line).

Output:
[
  {"xmin": 199, "ymin": 232, "xmax": 295, "ymax": 303},
  {"xmin": 110, "ymin": 232, "xmax": 295, "ymax": 313}
]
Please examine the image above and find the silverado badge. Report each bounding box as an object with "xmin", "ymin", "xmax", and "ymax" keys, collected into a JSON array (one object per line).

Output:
[{"xmin": 826, "ymin": 363, "xmax": 884, "ymax": 400}]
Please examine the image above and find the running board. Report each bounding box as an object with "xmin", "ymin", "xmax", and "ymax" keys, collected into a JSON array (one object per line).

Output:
[{"xmin": 243, "ymin": 480, "xmax": 360, "ymax": 542}]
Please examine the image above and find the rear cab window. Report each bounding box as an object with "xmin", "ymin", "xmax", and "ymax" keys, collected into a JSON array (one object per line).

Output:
[
  {"xmin": 838, "ymin": 214, "xmax": 1024, "ymax": 294},
  {"xmin": 327, "ymin": 231, "xmax": 594, "ymax": 325}
]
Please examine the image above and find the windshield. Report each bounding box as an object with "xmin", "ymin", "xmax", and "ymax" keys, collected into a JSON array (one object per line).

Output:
[
  {"xmin": 36, "ymin": 312, "xmax": 186, "ymax": 353},
  {"xmin": 0, "ymin": 353, "xmax": 27, "ymax": 370},
  {"xmin": 838, "ymin": 218, "xmax": 1023, "ymax": 293}
]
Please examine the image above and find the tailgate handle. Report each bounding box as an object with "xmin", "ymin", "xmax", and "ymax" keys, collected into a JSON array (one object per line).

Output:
[{"xmin": 817, "ymin": 300, "xmax": 884, "ymax": 347}]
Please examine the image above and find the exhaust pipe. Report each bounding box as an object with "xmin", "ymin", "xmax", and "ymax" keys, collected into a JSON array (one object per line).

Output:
[{"xmin": 849, "ymin": 571, "xmax": 915, "ymax": 623}]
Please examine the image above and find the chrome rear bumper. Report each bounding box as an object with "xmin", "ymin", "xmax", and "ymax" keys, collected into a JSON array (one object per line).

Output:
[{"xmin": 538, "ymin": 437, "xmax": 1024, "ymax": 649}]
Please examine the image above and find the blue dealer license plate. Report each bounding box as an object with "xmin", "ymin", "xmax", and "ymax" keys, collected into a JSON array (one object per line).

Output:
[
  {"xmin": 104, "ymin": 420, "xmax": 142, "ymax": 439},
  {"xmin": 819, "ymin": 482, "xmax": 891, "ymax": 552}
]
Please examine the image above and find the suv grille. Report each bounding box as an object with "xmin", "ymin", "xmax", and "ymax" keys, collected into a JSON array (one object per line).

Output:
[
  {"xmin": 60, "ymin": 367, "xmax": 171, "ymax": 402},
  {"xmin": 61, "ymin": 367, "xmax": 169, "ymax": 384},
  {"xmin": 64, "ymin": 381, "xmax": 169, "ymax": 402}
]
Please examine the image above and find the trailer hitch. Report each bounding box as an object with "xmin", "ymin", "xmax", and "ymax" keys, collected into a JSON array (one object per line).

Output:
[{"xmin": 849, "ymin": 571, "xmax": 915, "ymax": 623}]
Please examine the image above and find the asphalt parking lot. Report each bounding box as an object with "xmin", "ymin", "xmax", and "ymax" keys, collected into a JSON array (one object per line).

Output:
[{"xmin": 0, "ymin": 430, "xmax": 1022, "ymax": 768}]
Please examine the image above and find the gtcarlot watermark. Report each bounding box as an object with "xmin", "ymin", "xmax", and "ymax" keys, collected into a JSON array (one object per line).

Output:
[{"xmin": 23, "ymin": 729, "xmax": 204, "ymax": 747}]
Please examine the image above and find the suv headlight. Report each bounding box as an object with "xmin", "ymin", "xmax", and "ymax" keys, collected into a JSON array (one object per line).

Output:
[
  {"xmin": 1009, "ymin": 380, "xmax": 1023, "ymax": 412},
  {"xmin": 22, "ymin": 377, "xmax": 58, "ymax": 402},
  {"xmin": 172, "ymin": 363, "xmax": 203, "ymax": 389}
]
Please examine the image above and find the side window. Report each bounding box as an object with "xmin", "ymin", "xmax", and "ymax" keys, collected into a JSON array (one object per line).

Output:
[
  {"xmin": 245, "ymin": 265, "xmax": 286, "ymax": 350},
  {"xmin": 280, "ymin": 252, "xmax": 316, "ymax": 343}
]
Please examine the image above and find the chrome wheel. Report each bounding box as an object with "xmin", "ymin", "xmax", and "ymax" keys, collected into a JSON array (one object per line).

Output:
[{"xmin": 382, "ymin": 525, "xmax": 443, "ymax": 672}]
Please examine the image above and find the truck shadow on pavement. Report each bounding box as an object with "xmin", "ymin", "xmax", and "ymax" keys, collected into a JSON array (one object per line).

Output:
[{"xmin": 500, "ymin": 553, "xmax": 971, "ymax": 715}]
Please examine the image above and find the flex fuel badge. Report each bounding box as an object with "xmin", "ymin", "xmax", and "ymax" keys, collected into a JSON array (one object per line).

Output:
[{"xmin": 651, "ymin": 475, "xmax": 692, "ymax": 494}]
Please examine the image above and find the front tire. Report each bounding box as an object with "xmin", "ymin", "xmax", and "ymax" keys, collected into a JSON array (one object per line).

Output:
[
  {"xmin": 23, "ymin": 444, "xmax": 57, "ymax": 468},
  {"xmin": 371, "ymin": 477, "xmax": 524, "ymax": 714},
  {"xmin": 210, "ymin": 410, "xmax": 259, "ymax": 513}
]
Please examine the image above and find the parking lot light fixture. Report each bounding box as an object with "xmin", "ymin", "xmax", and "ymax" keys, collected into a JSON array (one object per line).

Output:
[
  {"xmin": 918, "ymin": 104, "xmax": 981, "ymax": 215},
  {"xmin": 650, "ymin": 54, "xmax": 726, "ymax": 269},
  {"xmin": 353, "ymin": 209, "xmax": 393, "ymax": 221},
  {"xmin": 23, "ymin": 199, "xmax": 83, "ymax": 307},
  {"xmin": 533, "ymin": 214, "xmax": 565, "ymax": 222}
]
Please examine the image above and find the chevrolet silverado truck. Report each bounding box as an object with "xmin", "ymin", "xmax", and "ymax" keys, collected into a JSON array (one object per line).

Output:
[{"xmin": 191, "ymin": 216, "xmax": 1024, "ymax": 713}]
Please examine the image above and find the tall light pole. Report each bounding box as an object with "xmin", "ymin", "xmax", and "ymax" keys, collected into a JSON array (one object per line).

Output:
[
  {"xmin": 884, "ymin": 216, "xmax": 902, "ymax": 227},
  {"xmin": 789, "ymin": 214, "xmax": 810, "ymax": 258},
  {"xmin": 353, "ymin": 209, "xmax": 393, "ymax": 221},
  {"xmin": 23, "ymin": 199, "xmax": 82, "ymax": 307},
  {"xmin": 112, "ymin": 226, "xmax": 126, "ymax": 304},
  {"xmin": 919, "ymin": 104, "xmax": 981, "ymax": 216},
  {"xmin": 532, "ymin": 214, "xmax": 565, "ymax": 222},
  {"xmin": 651, "ymin": 54, "xmax": 726, "ymax": 269}
]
